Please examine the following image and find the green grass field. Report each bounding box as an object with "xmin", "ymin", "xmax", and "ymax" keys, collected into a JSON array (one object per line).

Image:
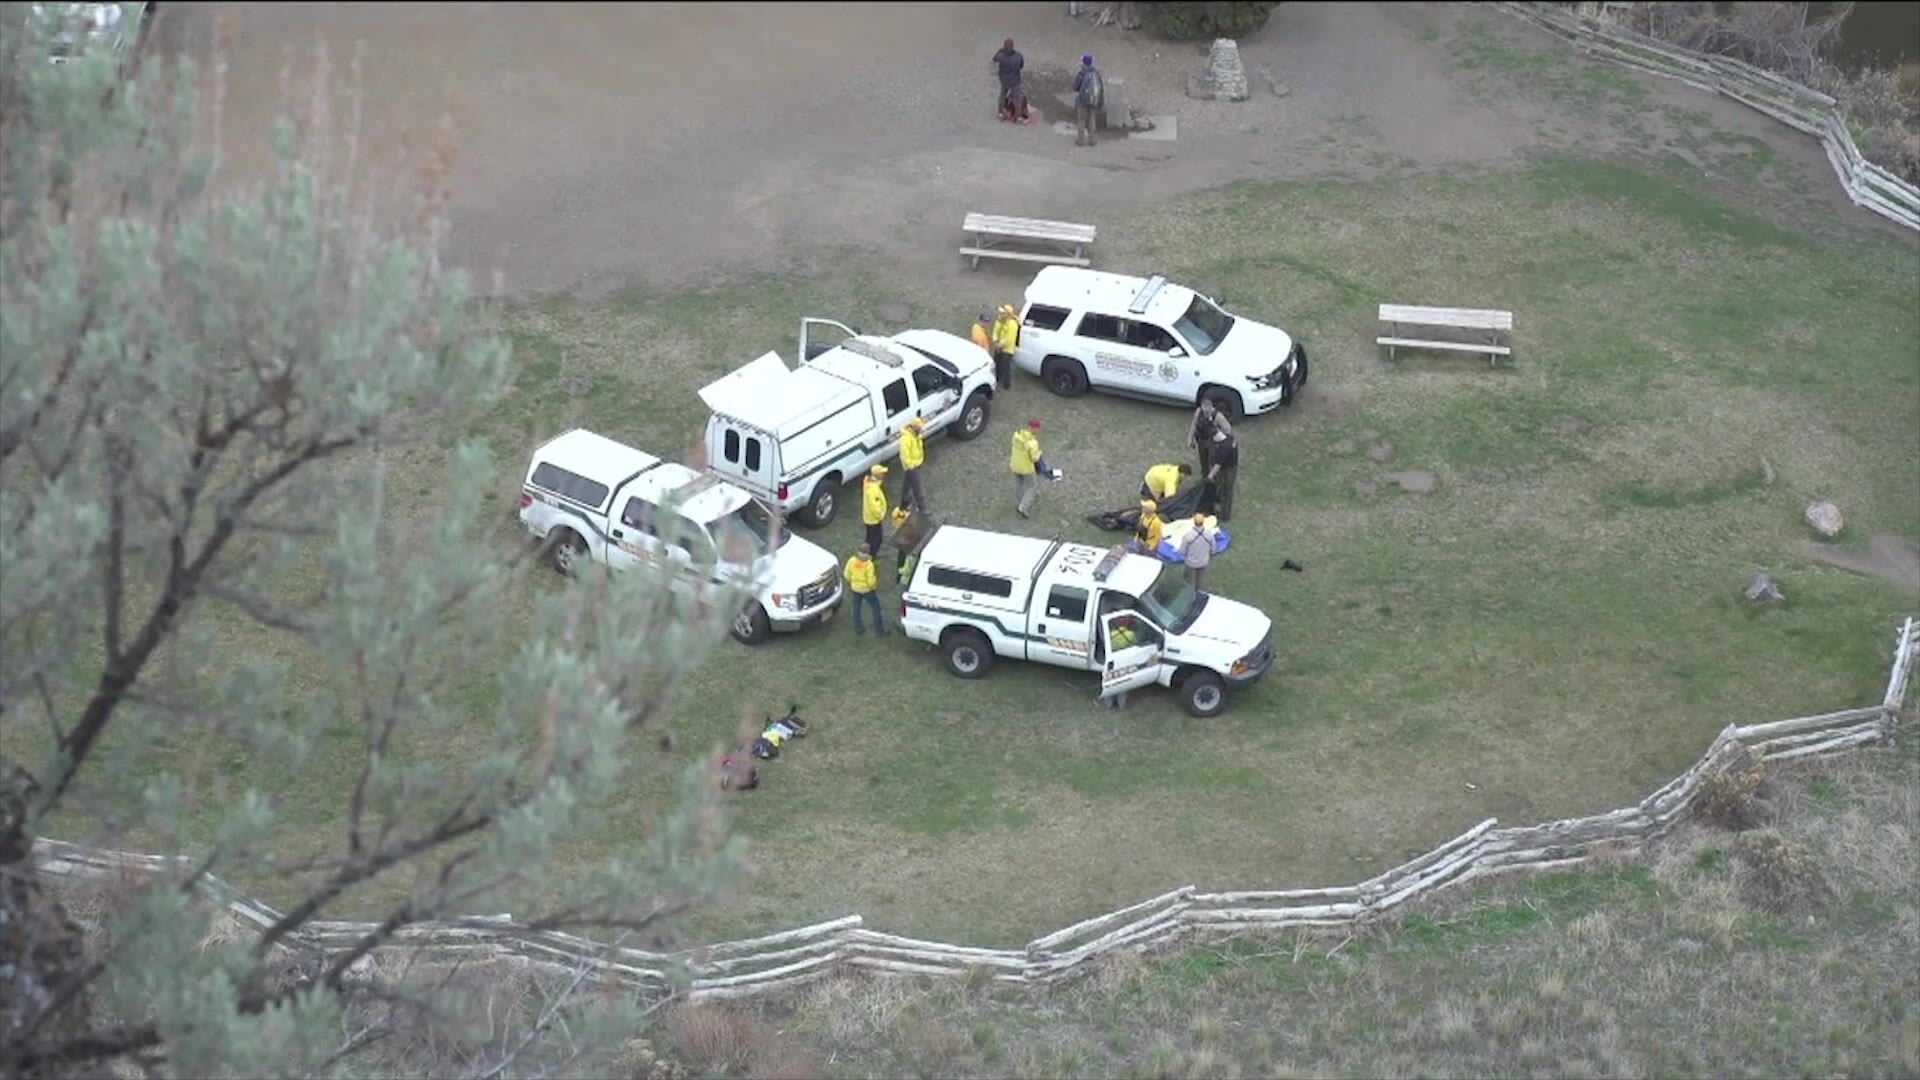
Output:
[{"xmin": 13, "ymin": 93, "xmax": 1918, "ymax": 948}]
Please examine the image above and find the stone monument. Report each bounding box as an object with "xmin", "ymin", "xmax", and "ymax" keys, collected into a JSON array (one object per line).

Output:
[{"xmin": 1186, "ymin": 38, "xmax": 1250, "ymax": 102}]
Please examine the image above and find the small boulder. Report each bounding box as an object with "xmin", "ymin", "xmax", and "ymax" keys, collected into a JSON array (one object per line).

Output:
[
  {"xmin": 1803, "ymin": 500, "xmax": 1843, "ymax": 540},
  {"xmin": 1744, "ymin": 573, "xmax": 1785, "ymax": 604}
]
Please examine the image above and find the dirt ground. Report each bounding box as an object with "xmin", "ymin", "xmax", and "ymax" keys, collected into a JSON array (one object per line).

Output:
[{"xmin": 150, "ymin": 0, "xmax": 1868, "ymax": 301}]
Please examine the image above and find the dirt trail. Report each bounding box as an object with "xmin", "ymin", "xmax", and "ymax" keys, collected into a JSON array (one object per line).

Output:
[{"xmin": 153, "ymin": 2, "xmax": 1581, "ymax": 296}]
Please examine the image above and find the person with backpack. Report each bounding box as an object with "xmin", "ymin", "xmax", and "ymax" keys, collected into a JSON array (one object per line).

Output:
[
  {"xmin": 1073, "ymin": 54, "xmax": 1104, "ymax": 147},
  {"xmin": 991, "ymin": 37, "xmax": 1025, "ymax": 118}
]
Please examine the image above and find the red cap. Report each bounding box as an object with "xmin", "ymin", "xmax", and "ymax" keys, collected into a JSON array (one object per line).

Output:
[{"xmin": 1027, "ymin": 419, "xmax": 1042, "ymax": 429}]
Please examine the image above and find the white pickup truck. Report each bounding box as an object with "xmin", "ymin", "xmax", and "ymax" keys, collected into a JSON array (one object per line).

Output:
[
  {"xmin": 898, "ymin": 525, "xmax": 1276, "ymax": 716},
  {"xmin": 698, "ymin": 318, "xmax": 996, "ymax": 527},
  {"xmin": 517, "ymin": 428, "xmax": 843, "ymax": 645}
]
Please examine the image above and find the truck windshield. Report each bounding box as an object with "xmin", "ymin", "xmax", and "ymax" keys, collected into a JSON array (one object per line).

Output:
[
  {"xmin": 711, "ymin": 500, "xmax": 789, "ymax": 564},
  {"xmin": 1138, "ymin": 565, "xmax": 1206, "ymax": 633},
  {"xmin": 1172, "ymin": 295, "xmax": 1235, "ymax": 356}
]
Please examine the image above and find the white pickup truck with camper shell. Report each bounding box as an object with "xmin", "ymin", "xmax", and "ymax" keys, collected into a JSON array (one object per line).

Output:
[
  {"xmin": 517, "ymin": 428, "xmax": 843, "ymax": 645},
  {"xmin": 699, "ymin": 318, "xmax": 996, "ymax": 527},
  {"xmin": 898, "ymin": 525, "xmax": 1276, "ymax": 717},
  {"xmin": 1013, "ymin": 267, "xmax": 1308, "ymax": 421}
]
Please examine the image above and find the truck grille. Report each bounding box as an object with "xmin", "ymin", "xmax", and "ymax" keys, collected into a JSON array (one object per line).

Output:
[{"xmin": 796, "ymin": 569, "xmax": 838, "ymax": 608}]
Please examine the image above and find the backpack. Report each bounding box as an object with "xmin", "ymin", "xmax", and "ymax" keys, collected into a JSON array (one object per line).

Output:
[{"xmin": 1083, "ymin": 68, "xmax": 1104, "ymax": 109}]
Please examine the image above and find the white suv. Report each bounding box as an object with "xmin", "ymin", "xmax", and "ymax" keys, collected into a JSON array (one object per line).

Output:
[{"xmin": 1013, "ymin": 267, "xmax": 1308, "ymax": 421}]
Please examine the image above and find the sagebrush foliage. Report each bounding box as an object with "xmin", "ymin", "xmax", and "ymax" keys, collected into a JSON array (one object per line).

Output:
[
  {"xmin": 1140, "ymin": 1, "xmax": 1283, "ymax": 41},
  {"xmin": 0, "ymin": 5, "xmax": 744, "ymax": 1075}
]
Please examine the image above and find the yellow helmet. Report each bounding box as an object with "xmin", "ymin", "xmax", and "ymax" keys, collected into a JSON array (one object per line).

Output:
[
  {"xmin": 999, "ymin": 303, "xmax": 1016, "ymax": 316},
  {"xmin": 1140, "ymin": 499, "xmax": 1157, "ymax": 512},
  {"xmin": 891, "ymin": 507, "xmax": 910, "ymax": 526},
  {"xmin": 870, "ymin": 464, "xmax": 889, "ymax": 477}
]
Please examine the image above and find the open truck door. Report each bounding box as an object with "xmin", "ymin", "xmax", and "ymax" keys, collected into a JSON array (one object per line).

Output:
[
  {"xmin": 800, "ymin": 317, "xmax": 858, "ymax": 362},
  {"xmin": 1098, "ymin": 612, "xmax": 1163, "ymax": 700}
]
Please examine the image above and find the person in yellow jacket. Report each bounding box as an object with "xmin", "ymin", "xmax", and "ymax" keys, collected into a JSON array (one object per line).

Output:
[
  {"xmin": 1010, "ymin": 418, "xmax": 1043, "ymax": 518},
  {"xmin": 970, "ymin": 311, "xmax": 992, "ymax": 353},
  {"xmin": 861, "ymin": 464, "xmax": 889, "ymax": 555},
  {"xmin": 1127, "ymin": 499, "xmax": 1164, "ymax": 555},
  {"xmin": 1141, "ymin": 462, "xmax": 1192, "ymax": 502},
  {"xmin": 895, "ymin": 417, "xmax": 928, "ymax": 512},
  {"xmin": 990, "ymin": 303, "xmax": 1021, "ymax": 390},
  {"xmin": 843, "ymin": 542, "xmax": 887, "ymax": 637}
]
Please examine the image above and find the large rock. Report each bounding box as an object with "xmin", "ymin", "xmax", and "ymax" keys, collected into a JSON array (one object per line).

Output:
[
  {"xmin": 1803, "ymin": 500, "xmax": 1844, "ymax": 539},
  {"xmin": 1186, "ymin": 38, "xmax": 1250, "ymax": 102}
]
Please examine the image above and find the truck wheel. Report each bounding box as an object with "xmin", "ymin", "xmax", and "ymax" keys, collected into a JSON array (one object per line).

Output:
[
  {"xmin": 802, "ymin": 475, "xmax": 840, "ymax": 528},
  {"xmin": 1200, "ymin": 387, "xmax": 1243, "ymax": 423},
  {"xmin": 941, "ymin": 628, "xmax": 995, "ymax": 679},
  {"xmin": 731, "ymin": 602, "xmax": 772, "ymax": 646},
  {"xmin": 1180, "ymin": 670, "xmax": 1228, "ymax": 717},
  {"xmin": 951, "ymin": 390, "xmax": 991, "ymax": 441},
  {"xmin": 549, "ymin": 529, "xmax": 586, "ymax": 576},
  {"xmin": 1042, "ymin": 357, "xmax": 1089, "ymax": 398}
]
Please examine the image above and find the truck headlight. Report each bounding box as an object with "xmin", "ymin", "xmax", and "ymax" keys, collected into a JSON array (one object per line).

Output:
[{"xmin": 770, "ymin": 593, "xmax": 799, "ymax": 612}]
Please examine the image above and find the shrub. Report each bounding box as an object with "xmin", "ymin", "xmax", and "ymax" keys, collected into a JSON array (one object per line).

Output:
[
  {"xmin": 1695, "ymin": 746, "xmax": 1770, "ymax": 831},
  {"xmin": 666, "ymin": 1005, "xmax": 771, "ymax": 1075},
  {"xmin": 1732, "ymin": 829, "xmax": 1831, "ymax": 914},
  {"xmin": 1141, "ymin": 1, "xmax": 1282, "ymax": 41}
]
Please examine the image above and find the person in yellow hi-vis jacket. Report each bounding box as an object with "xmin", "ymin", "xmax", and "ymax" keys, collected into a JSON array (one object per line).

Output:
[
  {"xmin": 844, "ymin": 542, "xmax": 887, "ymax": 637},
  {"xmin": 1128, "ymin": 499, "xmax": 1164, "ymax": 555},
  {"xmin": 1011, "ymin": 418, "xmax": 1043, "ymax": 518},
  {"xmin": 990, "ymin": 303, "xmax": 1021, "ymax": 390},
  {"xmin": 895, "ymin": 417, "xmax": 928, "ymax": 512},
  {"xmin": 970, "ymin": 311, "xmax": 992, "ymax": 353},
  {"xmin": 861, "ymin": 464, "xmax": 889, "ymax": 555}
]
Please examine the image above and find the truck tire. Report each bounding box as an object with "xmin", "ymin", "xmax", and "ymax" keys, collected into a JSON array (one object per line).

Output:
[
  {"xmin": 1179, "ymin": 669, "xmax": 1228, "ymax": 717},
  {"xmin": 1042, "ymin": 357, "xmax": 1089, "ymax": 398},
  {"xmin": 1199, "ymin": 386, "xmax": 1243, "ymax": 423},
  {"xmin": 950, "ymin": 389, "xmax": 991, "ymax": 441},
  {"xmin": 548, "ymin": 529, "xmax": 586, "ymax": 577},
  {"xmin": 801, "ymin": 475, "xmax": 841, "ymax": 528},
  {"xmin": 731, "ymin": 602, "xmax": 772, "ymax": 646},
  {"xmin": 941, "ymin": 628, "xmax": 995, "ymax": 679}
]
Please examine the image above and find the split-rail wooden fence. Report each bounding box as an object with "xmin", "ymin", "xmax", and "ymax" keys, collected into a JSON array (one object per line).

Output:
[
  {"xmin": 1491, "ymin": 2, "xmax": 1920, "ymax": 231},
  {"xmin": 32, "ymin": 618, "xmax": 1916, "ymax": 1002}
]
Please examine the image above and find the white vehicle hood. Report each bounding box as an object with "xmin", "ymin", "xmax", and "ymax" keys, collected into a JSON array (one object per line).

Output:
[
  {"xmin": 1212, "ymin": 318, "xmax": 1296, "ymax": 381},
  {"xmin": 760, "ymin": 532, "xmax": 838, "ymax": 594},
  {"xmin": 1174, "ymin": 594, "xmax": 1272, "ymax": 657}
]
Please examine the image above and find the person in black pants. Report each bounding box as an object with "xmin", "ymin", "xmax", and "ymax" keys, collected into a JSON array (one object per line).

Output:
[{"xmin": 1204, "ymin": 429, "xmax": 1239, "ymax": 523}]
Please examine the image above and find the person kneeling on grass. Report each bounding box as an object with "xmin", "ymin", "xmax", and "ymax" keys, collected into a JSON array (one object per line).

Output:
[{"xmin": 1126, "ymin": 499, "xmax": 1164, "ymax": 555}]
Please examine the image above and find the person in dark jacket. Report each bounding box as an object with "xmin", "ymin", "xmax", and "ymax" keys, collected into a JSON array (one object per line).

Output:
[
  {"xmin": 1204, "ymin": 428, "xmax": 1239, "ymax": 523},
  {"xmin": 1072, "ymin": 54, "xmax": 1103, "ymax": 146},
  {"xmin": 992, "ymin": 38, "xmax": 1025, "ymax": 116}
]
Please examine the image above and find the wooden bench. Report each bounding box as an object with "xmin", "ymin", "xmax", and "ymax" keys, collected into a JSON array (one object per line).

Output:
[
  {"xmin": 960, "ymin": 213, "xmax": 1096, "ymax": 270},
  {"xmin": 1378, "ymin": 304, "xmax": 1514, "ymax": 367}
]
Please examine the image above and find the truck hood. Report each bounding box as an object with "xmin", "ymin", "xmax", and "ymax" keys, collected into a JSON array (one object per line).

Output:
[
  {"xmin": 889, "ymin": 328, "xmax": 993, "ymax": 382},
  {"xmin": 760, "ymin": 532, "xmax": 838, "ymax": 593},
  {"xmin": 1214, "ymin": 318, "xmax": 1296, "ymax": 381},
  {"xmin": 1175, "ymin": 594, "xmax": 1272, "ymax": 656}
]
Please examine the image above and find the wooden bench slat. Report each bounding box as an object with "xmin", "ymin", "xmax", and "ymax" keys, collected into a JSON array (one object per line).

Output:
[
  {"xmin": 1376, "ymin": 336, "xmax": 1512, "ymax": 356},
  {"xmin": 1378, "ymin": 305, "xmax": 1513, "ymax": 330},
  {"xmin": 964, "ymin": 214, "xmax": 1097, "ymax": 243},
  {"xmin": 958, "ymin": 246, "xmax": 1091, "ymax": 268}
]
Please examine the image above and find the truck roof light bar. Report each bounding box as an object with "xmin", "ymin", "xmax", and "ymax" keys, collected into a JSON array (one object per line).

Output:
[
  {"xmin": 840, "ymin": 338, "xmax": 905, "ymax": 368},
  {"xmin": 1128, "ymin": 275, "xmax": 1167, "ymax": 315}
]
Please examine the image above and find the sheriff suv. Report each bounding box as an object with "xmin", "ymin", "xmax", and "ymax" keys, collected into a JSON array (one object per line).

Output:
[{"xmin": 1012, "ymin": 267, "xmax": 1308, "ymax": 421}]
